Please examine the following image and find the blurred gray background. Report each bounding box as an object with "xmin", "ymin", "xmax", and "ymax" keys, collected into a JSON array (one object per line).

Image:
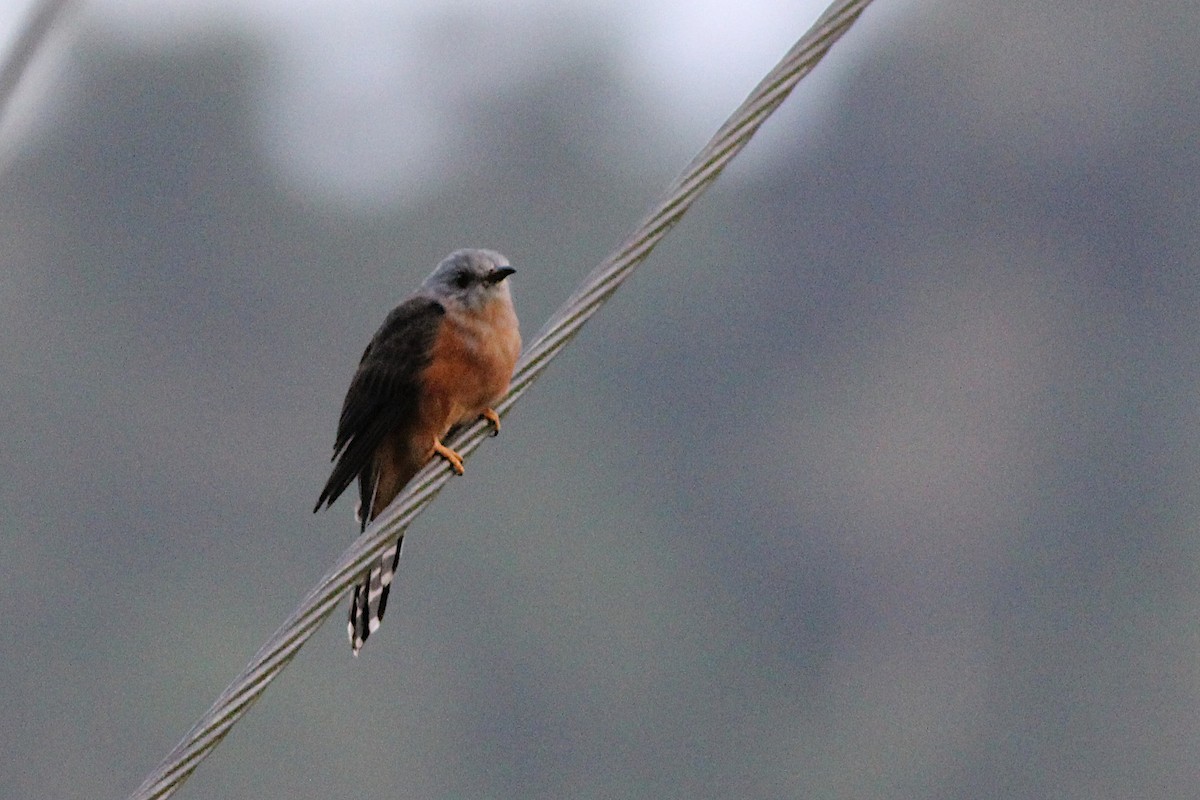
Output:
[{"xmin": 3, "ymin": 1, "xmax": 1199, "ymax": 798}]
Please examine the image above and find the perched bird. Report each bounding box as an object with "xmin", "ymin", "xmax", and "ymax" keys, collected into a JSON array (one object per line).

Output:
[{"xmin": 315, "ymin": 249, "xmax": 521, "ymax": 653}]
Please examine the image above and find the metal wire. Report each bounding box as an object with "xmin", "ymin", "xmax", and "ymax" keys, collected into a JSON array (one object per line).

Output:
[
  {"xmin": 127, "ymin": 1, "xmax": 876, "ymax": 797},
  {"xmin": 0, "ymin": 0, "xmax": 74, "ymax": 128}
]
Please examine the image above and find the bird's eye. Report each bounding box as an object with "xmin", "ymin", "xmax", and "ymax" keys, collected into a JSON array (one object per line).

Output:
[{"xmin": 454, "ymin": 273, "xmax": 472, "ymax": 289}]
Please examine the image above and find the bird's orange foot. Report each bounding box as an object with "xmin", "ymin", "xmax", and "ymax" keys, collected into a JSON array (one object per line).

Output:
[
  {"xmin": 433, "ymin": 438, "xmax": 465, "ymax": 475},
  {"xmin": 481, "ymin": 408, "xmax": 501, "ymax": 437}
]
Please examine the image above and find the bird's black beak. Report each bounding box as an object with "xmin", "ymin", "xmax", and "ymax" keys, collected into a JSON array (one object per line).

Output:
[{"xmin": 486, "ymin": 266, "xmax": 516, "ymax": 284}]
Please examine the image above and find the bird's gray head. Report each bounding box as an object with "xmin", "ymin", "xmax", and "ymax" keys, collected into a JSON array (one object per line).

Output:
[{"xmin": 422, "ymin": 249, "xmax": 515, "ymax": 310}]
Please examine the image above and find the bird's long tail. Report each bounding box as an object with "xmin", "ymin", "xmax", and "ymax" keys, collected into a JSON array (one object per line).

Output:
[
  {"xmin": 348, "ymin": 538, "xmax": 402, "ymax": 655},
  {"xmin": 348, "ymin": 467, "xmax": 399, "ymax": 655}
]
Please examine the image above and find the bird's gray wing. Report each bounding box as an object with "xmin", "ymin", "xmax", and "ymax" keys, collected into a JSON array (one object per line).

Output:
[{"xmin": 314, "ymin": 296, "xmax": 445, "ymax": 515}]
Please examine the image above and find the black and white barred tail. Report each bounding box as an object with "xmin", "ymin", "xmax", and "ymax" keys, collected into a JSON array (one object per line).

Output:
[
  {"xmin": 348, "ymin": 479, "xmax": 399, "ymax": 654},
  {"xmin": 348, "ymin": 538, "xmax": 402, "ymax": 654}
]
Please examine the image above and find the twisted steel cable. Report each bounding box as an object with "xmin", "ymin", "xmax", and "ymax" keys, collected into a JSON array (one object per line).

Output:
[{"xmin": 128, "ymin": 1, "xmax": 876, "ymax": 797}]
